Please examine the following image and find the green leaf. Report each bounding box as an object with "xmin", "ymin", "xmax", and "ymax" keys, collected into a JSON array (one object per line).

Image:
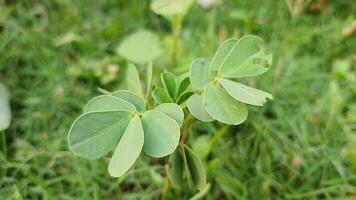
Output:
[
  {"xmin": 204, "ymin": 85, "xmax": 248, "ymax": 125},
  {"xmin": 190, "ymin": 183, "xmax": 211, "ymax": 200},
  {"xmin": 215, "ymin": 171, "xmax": 243, "ymax": 198},
  {"xmin": 126, "ymin": 64, "xmax": 143, "ymax": 97},
  {"xmin": 0, "ymin": 82, "xmax": 11, "ymax": 131},
  {"xmin": 108, "ymin": 115, "xmax": 144, "ymax": 177},
  {"xmin": 177, "ymin": 91, "xmax": 194, "ymax": 107},
  {"xmin": 209, "ymin": 39, "xmax": 237, "ymax": 79},
  {"xmin": 187, "ymin": 94, "xmax": 214, "ymax": 122},
  {"xmin": 181, "ymin": 145, "xmax": 193, "ymax": 188},
  {"xmin": 84, "ymin": 95, "xmax": 136, "ymax": 113},
  {"xmin": 190, "ymin": 58, "xmax": 211, "ymax": 91},
  {"xmin": 112, "ymin": 90, "xmax": 146, "ymax": 112},
  {"xmin": 169, "ymin": 147, "xmax": 184, "ymax": 187},
  {"xmin": 192, "ymin": 135, "xmax": 210, "ymax": 159},
  {"xmin": 161, "ymin": 71, "xmax": 177, "ymax": 99},
  {"xmin": 150, "ymin": 0, "xmax": 193, "ymax": 17},
  {"xmin": 183, "ymin": 144, "xmax": 207, "ymax": 191},
  {"xmin": 218, "ymin": 35, "xmax": 272, "ymax": 78},
  {"xmin": 152, "ymin": 87, "xmax": 173, "ymax": 104},
  {"xmin": 177, "ymin": 75, "xmax": 190, "ymax": 96},
  {"xmin": 155, "ymin": 103, "xmax": 184, "ymax": 127},
  {"xmin": 141, "ymin": 110, "xmax": 180, "ymax": 157},
  {"xmin": 218, "ymin": 78, "xmax": 273, "ymax": 106},
  {"xmin": 117, "ymin": 30, "xmax": 164, "ymax": 64},
  {"xmin": 68, "ymin": 111, "xmax": 133, "ymax": 159}
]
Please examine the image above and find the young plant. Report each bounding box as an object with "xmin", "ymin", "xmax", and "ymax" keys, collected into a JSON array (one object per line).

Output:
[
  {"xmin": 165, "ymin": 35, "xmax": 273, "ymax": 193},
  {"xmin": 67, "ymin": 35, "xmax": 272, "ymax": 197},
  {"xmin": 68, "ymin": 65, "xmax": 183, "ymax": 177}
]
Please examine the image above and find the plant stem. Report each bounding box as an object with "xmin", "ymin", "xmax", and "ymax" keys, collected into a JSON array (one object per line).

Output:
[
  {"xmin": 161, "ymin": 164, "xmax": 171, "ymax": 200},
  {"xmin": 0, "ymin": 131, "xmax": 7, "ymax": 159},
  {"xmin": 180, "ymin": 113, "xmax": 193, "ymax": 144},
  {"xmin": 208, "ymin": 126, "xmax": 230, "ymax": 151},
  {"xmin": 171, "ymin": 16, "xmax": 182, "ymax": 67}
]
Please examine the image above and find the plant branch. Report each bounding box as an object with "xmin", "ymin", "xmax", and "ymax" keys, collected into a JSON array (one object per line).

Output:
[
  {"xmin": 208, "ymin": 126, "xmax": 230, "ymax": 152},
  {"xmin": 161, "ymin": 163, "xmax": 171, "ymax": 200},
  {"xmin": 180, "ymin": 113, "xmax": 193, "ymax": 144},
  {"xmin": 171, "ymin": 15, "xmax": 182, "ymax": 67}
]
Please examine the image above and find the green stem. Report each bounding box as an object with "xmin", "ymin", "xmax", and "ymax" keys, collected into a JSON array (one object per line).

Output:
[
  {"xmin": 161, "ymin": 164, "xmax": 171, "ymax": 200},
  {"xmin": 171, "ymin": 16, "xmax": 182, "ymax": 67},
  {"xmin": 208, "ymin": 126, "xmax": 230, "ymax": 151},
  {"xmin": 0, "ymin": 130, "xmax": 7, "ymax": 159},
  {"xmin": 180, "ymin": 113, "xmax": 193, "ymax": 144}
]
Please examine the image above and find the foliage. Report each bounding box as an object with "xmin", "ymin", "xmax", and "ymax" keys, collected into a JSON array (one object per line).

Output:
[
  {"xmin": 1, "ymin": 0, "xmax": 355, "ymax": 199},
  {"xmin": 188, "ymin": 36, "xmax": 272, "ymax": 125},
  {"xmin": 152, "ymin": 72, "xmax": 193, "ymax": 107},
  {"xmin": 150, "ymin": 0, "xmax": 193, "ymax": 20},
  {"xmin": 117, "ymin": 30, "xmax": 164, "ymax": 64},
  {"xmin": 68, "ymin": 66, "xmax": 183, "ymax": 177},
  {"xmin": 68, "ymin": 33, "xmax": 273, "ymax": 197}
]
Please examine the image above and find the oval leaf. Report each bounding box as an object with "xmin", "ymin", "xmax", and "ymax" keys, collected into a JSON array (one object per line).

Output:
[
  {"xmin": 209, "ymin": 39, "xmax": 237, "ymax": 79},
  {"xmin": 177, "ymin": 74, "xmax": 190, "ymax": 96},
  {"xmin": 68, "ymin": 111, "xmax": 133, "ymax": 159},
  {"xmin": 176, "ymin": 91, "xmax": 194, "ymax": 107},
  {"xmin": 187, "ymin": 94, "xmax": 214, "ymax": 122},
  {"xmin": 112, "ymin": 90, "xmax": 146, "ymax": 112},
  {"xmin": 161, "ymin": 71, "xmax": 177, "ymax": 99},
  {"xmin": 117, "ymin": 30, "xmax": 163, "ymax": 64},
  {"xmin": 84, "ymin": 95, "xmax": 136, "ymax": 113},
  {"xmin": 184, "ymin": 144, "xmax": 207, "ymax": 191},
  {"xmin": 126, "ymin": 64, "xmax": 143, "ymax": 97},
  {"xmin": 204, "ymin": 85, "xmax": 248, "ymax": 125},
  {"xmin": 169, "ymin": 147, "xmax": 184, "ymax": 187},
  {"xmin": 155, "ymin": 103, "xmax": 184, "ymax": 127},
  {"xmin": 218, "ymin": 78, "xmax": 273, "ymax": 106},
  {"xmin": 0, "ymin": 82, "xmax": 11, "ymax": 131},
  {"xmin": 218, "ymin": 35, "xmax": 272, "ymax": 78},
  {"xmin": 181, "ymin": 145, "xmax": 193, "ymax": 188},
  {"xmin": 190, "ymin": 58, "xmax": 211, "ymax": 91},
  {"xmin": 108, "ymin": 115, "xmax": 144, "ymax": 177},
  {"xmin": 152, "ymin": 87, "xmax": 173, "ymax": 104},
  {"xmin": 141, "ymin": 110, "xmax": 180, "ymax": 157},
  {"xmin": 150, "ymin": 0, "xmax": 193, "ymax": 16}
]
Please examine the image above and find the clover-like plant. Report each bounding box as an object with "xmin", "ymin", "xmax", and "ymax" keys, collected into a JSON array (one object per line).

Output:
[
  {"xmin": 68, "ymin": 66, "xmax": 184, "ymax": 177},
  {"xmin": 187, "ymin": 35, "xmax": 273, "ymax": 125},
  {"xmin": 68, "ymin": 35, "xmax": 273, "ymax": 197}
]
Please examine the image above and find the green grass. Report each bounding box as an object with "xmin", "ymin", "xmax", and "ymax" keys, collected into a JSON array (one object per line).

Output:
[{"xmin": 1, "ymin": 0, "xmax": 355, "ymax": 199}]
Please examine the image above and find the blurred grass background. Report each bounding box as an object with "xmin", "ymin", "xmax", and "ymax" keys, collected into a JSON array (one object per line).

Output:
[{"xmin": 0, "ymin": 0, "xmax": 355, "ymax": 199}]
